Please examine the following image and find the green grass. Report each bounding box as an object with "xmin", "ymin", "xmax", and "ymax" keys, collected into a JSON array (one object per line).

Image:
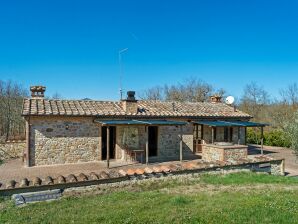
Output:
[
  {"xmin": 200, "ymin": 172, "xmax": 298, "ymax": 185},
  {"xmin": 1, "ymin": 173, "xmax": 298, "ymax": 224}
]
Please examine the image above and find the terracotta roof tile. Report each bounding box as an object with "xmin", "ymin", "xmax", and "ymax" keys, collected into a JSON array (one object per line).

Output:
[{"xmin": 22, "ymin": 99, "xmax": 251, "ymax": 118}]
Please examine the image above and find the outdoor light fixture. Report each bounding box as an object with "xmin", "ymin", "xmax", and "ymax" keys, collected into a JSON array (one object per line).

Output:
[{"xmin": 65, "ymin": 124, "xmax": 69, "ymax": 130}]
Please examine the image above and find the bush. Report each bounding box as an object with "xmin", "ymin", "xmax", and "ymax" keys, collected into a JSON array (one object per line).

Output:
[
  {"xmin": 246, "ymin": 128, "xmax": 261, "ymax": 145},
  {"xmin": 247, "ymin": 128, "xmax": 291, "ymax": 148},
  {"xmin": 285, "ymin": 112, "xmax": 298, "ymax": 156}
]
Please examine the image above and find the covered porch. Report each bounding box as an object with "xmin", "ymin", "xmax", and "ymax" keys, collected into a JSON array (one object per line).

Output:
[
  {"xmin": 192, "ymin": 120, "xmax": 268, "ymax": 162},
  {"xmin": 94, "ymin": 119, "xmax": 188, "ymax": 168}
]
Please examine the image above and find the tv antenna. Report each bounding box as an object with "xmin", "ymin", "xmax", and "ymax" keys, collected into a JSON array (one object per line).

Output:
[{"xmin": 119, "ymin": 48, "xmax": 128, "ymax": 100}]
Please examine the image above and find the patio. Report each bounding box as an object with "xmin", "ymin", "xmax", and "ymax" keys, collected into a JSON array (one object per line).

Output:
[{"xmin": 0, "ymin": 144, "xmax": 293, "ymax": 189}]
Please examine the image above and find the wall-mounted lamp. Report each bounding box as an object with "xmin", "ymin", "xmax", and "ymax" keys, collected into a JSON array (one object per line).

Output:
[{"xmin": 65, "ymin": 124, "xmax": 69, "ymax": 130}]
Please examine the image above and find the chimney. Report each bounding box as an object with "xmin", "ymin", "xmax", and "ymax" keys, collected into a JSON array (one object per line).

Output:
[
  {"xmin": 30, "ymin": 86, "xmax": 46, "ymax": 99},
  {"xmin": 121, "ymin": 91, "xmax": 138, "ymax": 114},
  {"xmin": 210, "ymin": 95, "xmax": 222, "ymax": 103}
]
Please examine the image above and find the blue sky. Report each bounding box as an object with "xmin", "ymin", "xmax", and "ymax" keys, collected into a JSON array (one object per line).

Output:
[{"xmin": 0, "ymin": 0, "xmax": 298, "ymax": 100}]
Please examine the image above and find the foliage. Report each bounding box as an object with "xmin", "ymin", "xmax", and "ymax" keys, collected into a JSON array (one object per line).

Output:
[
  {"xmin": 1, "ymin": 173, "xmax": 298, "ymax": 224},
  {"xmin": 0, "ymin": 80, "xmax": 28, "ymax": 141},
  {"xmin": 285, "ymin": 112, "xmax": 298, "ymax": 156},
  {"xmin": 246, "ymin": 128, "xmax": 291, "ymax": 148}
]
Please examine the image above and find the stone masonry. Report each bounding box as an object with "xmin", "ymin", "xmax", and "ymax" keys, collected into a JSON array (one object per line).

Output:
[
  {"xmin": 27, "ymin": 117, "xmax": 248, "ymax": 166},
  {"xmin": 201, "ymin": 126, "xmax": 246, "ymax": 145},
  {"xmin": 158, "ymin": 123, "xmax": 193, "ymax": 161},
  {"xmin": 29, "ymin": 117, "xmax": 100, "ymax": 166},
  {"xmin": 0, "ymin": 141, "xmax": 25, "ymax": 160},
  {"xmin": 202, "ymin": 144, "xmax": 248, "ymax": 162},
  {"xmin": 115, "ymin": 123, "xmax": 194, "ymax": 161}
]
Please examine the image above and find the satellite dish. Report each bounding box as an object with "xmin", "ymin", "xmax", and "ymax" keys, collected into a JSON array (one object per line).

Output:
[{"xmin": 225, "ymin": 96, "xmax": 235, "ymax": 105}]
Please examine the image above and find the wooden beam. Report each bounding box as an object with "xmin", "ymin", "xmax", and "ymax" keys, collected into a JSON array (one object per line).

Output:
[
  {"xmin": 238, "ymin": 127, "xmax": 241, "ymax": 145},
  {"xmin": 195, "ymin": 124, "xmax": 199, "ymax": 153},
  {"xmin": 245, "ymin": 127, "xmax": 247, "ymax": 145},
  {"xmin": 107, "ymin": 126, "xmax": 110, "ymax": 168},
  {"xmin": 145, "ymin": 126, "xmax": 149, "ymax": 165},
  {"xmin": 180, "ymin": 126, "xmax": 183, "ymax": 162},
  {"xmin": 25, "ymin": 118, "xmax": 30, "ymax": 167},
  {"xmin": 261, "ymin": 126, "xmax": 264, "ymax": 155},
  {"xmin": 201, "ymin": 125, "xmax": 204, "ymax": 143},
  {"xmin": 211, "ymin": 127, "xmax": 214, "ymax": 144}
]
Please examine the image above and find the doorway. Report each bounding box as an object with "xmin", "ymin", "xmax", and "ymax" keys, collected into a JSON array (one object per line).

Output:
[
  {"xmin": 101, "ymin": 126, "xmax": 116, "ymax": 160},
  {"xmin": 148, "ymin": 126, "xmax": 158, "ymax": 157}
]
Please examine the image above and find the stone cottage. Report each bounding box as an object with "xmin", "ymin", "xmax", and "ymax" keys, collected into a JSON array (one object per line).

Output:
[{"xmin": 22, "ymin": 86, "xmax": 266, "ymax": 167}]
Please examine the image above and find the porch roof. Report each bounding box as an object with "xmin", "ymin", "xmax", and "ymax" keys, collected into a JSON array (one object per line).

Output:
[
  {"xmin": 192, "ymin": 120, "xmax": 268, "ymax": 127},
  {"xmin": 94, "ymin": 119, "xmax": 187, "ymax": 126}
]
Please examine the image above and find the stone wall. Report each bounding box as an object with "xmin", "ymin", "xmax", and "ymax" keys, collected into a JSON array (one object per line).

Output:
[
  {"xmin": 202, "ymin": 144, "xmax": 248, "ymax": 162},
  {"xmin": 270, "ymin": 160, "xmax": 285, "ymax": 176},
  {"xmin": 201, "ymin": 126, "xmax": 246, "ymax": 145},
  {"xmin": 28, "ymin": 117, "xmax": 248, "ymax": 166},
  {"xmin": 201, "ymin": 145, "xmax": 224, "ymax": 161},
  {"xmin": 0, "ymin": 141, "xmax": 25, "ymax": 160},
  {"xmin": 115, "ymin": 125, "xmax": 146, "ymax": 160},
  {"xmin": 115, "ymin": 123, "xmax": 194, "ymax": 162},
  {"xmin": 158, "ymin": 123, "xmax": 193, "ymax": 161},
  {"xmin": 29, "ymin": 117, "xmax": 100, "ymax": 166},
  {"xmin": 224, "ymin": 147, "xmax": 247, "ymax": 161}
]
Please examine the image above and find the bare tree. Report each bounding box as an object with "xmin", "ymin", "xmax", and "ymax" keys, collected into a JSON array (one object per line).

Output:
[
  {"xmin": 240, "ymin": 82, "xmax": 270, "ymax": 120},
  {"xmin": 164, "ymin": 78, "xmax": 214, "ymax": 102},
  {"xmin": 280, "ymin": 83, "xmax": 298, "ymax": 107},
  {"xmin": 139, "ymin": 86, "xmax": 164, "ymax": 101},
  {"xmin": 141, "ymin": 78, "xmax": 224, "ymax": 103},
  {"xmin": 0, "ymin": 80, "xmax": 28, "ymax": 141}
]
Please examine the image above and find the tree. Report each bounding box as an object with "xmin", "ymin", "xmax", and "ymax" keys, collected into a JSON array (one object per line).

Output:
[
  {"xmin": 280, "ymin": 83, "xmax": 298, "ymax": 107},
  {"xmin": 285, "ymin": 112, "xmax": 298, "ymax": 158},
  {"xmin": 139, "ymin": 86, "xmax": 164, "ymax": 101},
  {"xmin": 0, "ymin": 80, "xmax": 28, "ymax": 141},
  {"xmin": 240, "ymin": 82, "xmax": 270, "ymax": 120},
  {"xmin": 141, "ymin": 77, "xmax": 218, "ymax": 102},
  {"xmin": 164, "ymin": 78, "xmax": 214, "ymax": 102}
]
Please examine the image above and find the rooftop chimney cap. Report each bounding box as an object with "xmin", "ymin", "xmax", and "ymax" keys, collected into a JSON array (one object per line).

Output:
[
  {"xmin": 30, "ymin": 86, "xmax": 46, "ymax": 98},
  {"xmin": 125, "ymin": 91, "xmax": 137, "ymax": 101},
  {"xmin": 210, "ymin": 95, "xmax": 222, "ymax": 103}
]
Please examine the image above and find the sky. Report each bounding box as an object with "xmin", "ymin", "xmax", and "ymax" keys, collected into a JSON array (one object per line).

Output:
[{"xmin": 0, "ymin": 0, "xmax": 298, "ymax": 100}]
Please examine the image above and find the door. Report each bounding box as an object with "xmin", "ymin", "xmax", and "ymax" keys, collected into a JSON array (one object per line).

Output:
[
  {"xmin": 148, "ymin": 126, "xmax": 158, "ymax": 157},
  {"xmin": 101, "ymin": 126, "xmax": 116, "ymax": 160}
]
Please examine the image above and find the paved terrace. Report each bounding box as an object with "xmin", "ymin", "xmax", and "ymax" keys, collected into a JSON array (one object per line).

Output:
[{"xmin": 0, "ymin": 145, "xmax": 294, "ymax": 189}]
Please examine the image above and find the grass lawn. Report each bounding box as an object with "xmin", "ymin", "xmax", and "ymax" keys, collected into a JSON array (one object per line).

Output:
[{"xmin": 1, "ymin": 172, "xmax": 298, "ymax": 224}]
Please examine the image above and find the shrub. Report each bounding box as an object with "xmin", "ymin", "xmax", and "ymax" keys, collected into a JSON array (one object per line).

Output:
[
  {"xmin": 246, "ymin": 128, "xmax": 261, "ymax": 145},
  {"xmin": 285, "ymin": 112, "xmax": 298, "ymax": 156},
  {"xmin": 247, "ymin": 128, "xmax": 291, "ymax": 148}
]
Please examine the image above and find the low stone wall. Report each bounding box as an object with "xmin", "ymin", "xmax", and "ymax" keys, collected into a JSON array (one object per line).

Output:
[
  {"xmin": 0, "ymin": 141, "xmax": 25, "ymax": 160},
  {"xmin": 202, "ymin": 144, "xmax": 248, "ymax": 162},
  {"xmin": 268, "ymin": 160, "xmax": 285, "ymax": 176},
  {"xmin": 0, "ymin": 158, "xmax": 285, "ymax": 196}
]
